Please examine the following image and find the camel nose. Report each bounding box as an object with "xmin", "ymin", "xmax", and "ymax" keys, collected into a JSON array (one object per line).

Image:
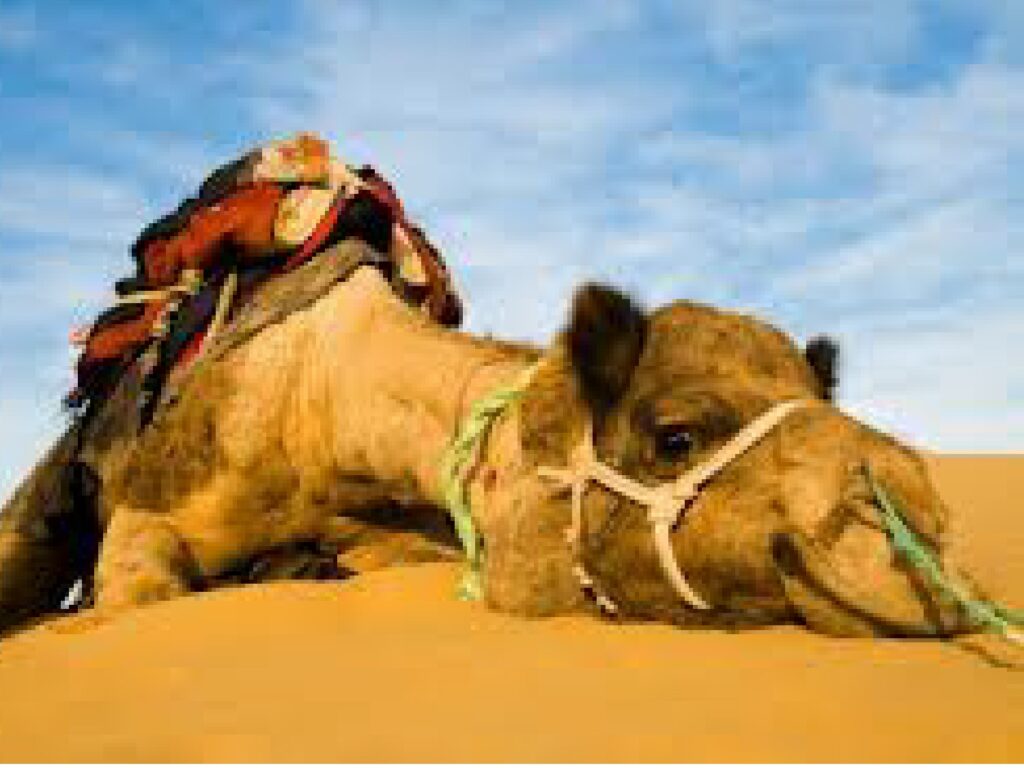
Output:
[{"xmin": 769, "ymin": 521, "xmax": 978, "ymax": 638}]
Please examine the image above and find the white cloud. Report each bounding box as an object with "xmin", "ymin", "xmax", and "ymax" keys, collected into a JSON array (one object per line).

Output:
[
  {"xmin": 2, "ymin": 0, "xmax": 1022, "ymax": 505},
  {"xmin": 0, "ymin": 166, "xmax": 155, "ymax": 504},
  {"xmin": 838, "ymin": 303, "xmax": 1024, "ymax": 452},
  {"xmin": 252, "ymin": 0, "xmax": 1021, "ymax": 456},
  {"xmin": 681, "ymin": 0, "xmax": 920, "ymax": 70},
  {"xmin": 0, "ymin": 387, "xmax": 71, "ymax": 507},
  {"xmin": 248, "ymin": 1, "xmax": 661, "ymax": 209},
  {"xmin": 0, "ymin": 166, "xmax": 151, "ymax": 248},
  {"xmin": 815, "ymin": 64, "xmax": 1024, "ymax": 198},
  {"xmin": 775, "ymin": 196, "xmax": 1022, "ymax": 301}
]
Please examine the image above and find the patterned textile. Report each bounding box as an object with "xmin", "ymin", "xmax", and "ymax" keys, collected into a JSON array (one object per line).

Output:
[
  {"xmin": 251, "ymin": 132, "xmax": 330, "ymax": 185},
  {"xmin": 80, "ymin": 182, "xmax": 285, "ymax": 372},
  {"xmin": 142, "ymin": 182, "xmax": 285, "ymax": 286},
  {"xmin": 274, "ymin": 186, "xmax": 339, "ymax": 249},
  {"xmin": 274, "ymin": 158, "xmax": 370, "ymax": 248},
  {"xmin": 68, "ymin": 134, "xmax": 464, "ymax": 414}
]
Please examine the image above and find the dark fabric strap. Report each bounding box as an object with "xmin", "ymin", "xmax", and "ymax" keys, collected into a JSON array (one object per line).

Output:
[{"xmin": 153, "ymin": 240, "xmax": 389, "ymax": 416}]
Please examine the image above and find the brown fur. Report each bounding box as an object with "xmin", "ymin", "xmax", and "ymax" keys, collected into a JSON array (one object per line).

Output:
[
  {"xmin": 0, "ymin": 254, "xmax": 970, "ymax": 638},
  {"xmin": 108, "ymin": 365, "xmax": 234, "ymax": 513},
  {"xmin": 567, "ymin": 284, "xmax": 647, "ymax": 415},
  {"xmin": 555, "ymin": 298, "xmax": 963, "ymax": 635}
]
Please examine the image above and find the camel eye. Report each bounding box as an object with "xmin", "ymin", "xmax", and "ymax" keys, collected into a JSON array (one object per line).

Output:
[{"xmin": 654, "ymin": 424, "xmax": 695, "ymax": 461}]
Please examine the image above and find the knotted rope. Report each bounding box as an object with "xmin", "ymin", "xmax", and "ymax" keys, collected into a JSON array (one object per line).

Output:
[
  {"xmin": 438, "ymin": 363, "xmax": 539, "ymax": 600},
  {"xmin": 439, "ymin": 369, "xmax": 1023, "ymax": 645},
  {"xmin": 539, "ymin": 399, "xmax": 811, "ymax": 612}
]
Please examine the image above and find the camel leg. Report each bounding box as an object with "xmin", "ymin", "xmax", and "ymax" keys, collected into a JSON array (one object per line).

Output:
[{"xmin": 92, "ymin": 508, "xmax": 200, "ymax": 612}]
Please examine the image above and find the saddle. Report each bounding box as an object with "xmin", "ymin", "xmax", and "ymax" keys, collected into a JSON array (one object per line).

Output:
[{"xmin": 69, "ymin": 133, "xmax": 463, "ymax": 423}]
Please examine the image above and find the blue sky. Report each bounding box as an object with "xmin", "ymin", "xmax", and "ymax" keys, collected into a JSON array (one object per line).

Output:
[{"xmin": 1, "ymin": 0, "xmax": 1021, "ymax": 499}]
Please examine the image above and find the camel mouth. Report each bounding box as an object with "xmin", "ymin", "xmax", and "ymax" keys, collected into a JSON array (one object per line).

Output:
[{"xmin": 770, "ymin": 530, "xmax": 958, "ymax": 638}]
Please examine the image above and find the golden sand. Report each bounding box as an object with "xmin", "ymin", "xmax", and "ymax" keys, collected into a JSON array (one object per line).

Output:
[{"xmin": 0, "ymin": 456, "xmax": 1019, "ymax": 762}]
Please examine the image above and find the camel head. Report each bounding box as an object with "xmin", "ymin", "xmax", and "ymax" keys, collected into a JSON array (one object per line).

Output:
[{"xmin": 483, "ymin": 284, "xmax": 970, "ymax": 638}]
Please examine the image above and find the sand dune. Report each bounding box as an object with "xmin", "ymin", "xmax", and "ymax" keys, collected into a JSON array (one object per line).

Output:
[{"xmin": 0, "ymin": 456, "xmax": 1020, "ymax": 762}]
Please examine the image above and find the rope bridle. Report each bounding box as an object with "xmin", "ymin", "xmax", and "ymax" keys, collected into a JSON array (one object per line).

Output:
[
  {"xmin": 441, "ymin": 369, "xmax": 1024, "ymax": 644},
  {"xmin": 439, "ymin": 360, "xmax": 811, "ymax": 611},
  {"xmin": 537, "ymin": 399, "xmax": 812, "ymax": 614}
]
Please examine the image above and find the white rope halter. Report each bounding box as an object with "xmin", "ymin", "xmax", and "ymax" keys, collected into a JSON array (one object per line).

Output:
[{"xmin": 538, "ymin": 399, "xmax": 812, "ymax": 613}]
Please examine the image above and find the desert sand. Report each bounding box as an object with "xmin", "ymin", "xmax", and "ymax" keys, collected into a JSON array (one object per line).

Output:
[{"xmin": 0, "ymin": 455, "xmax": 1019, "ymax": 762}]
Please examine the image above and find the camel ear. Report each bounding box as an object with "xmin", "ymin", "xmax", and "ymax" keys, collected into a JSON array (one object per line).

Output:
[
  {"xmin": 566, "ymin": 283, "xmax": 647, "ymax": 414},
  {"xmin": 805, "ymin": 336, "xmax": 839, "ymax": 402}
]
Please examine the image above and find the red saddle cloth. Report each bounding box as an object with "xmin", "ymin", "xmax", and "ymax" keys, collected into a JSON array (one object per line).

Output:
[
  {"xmin": 83, "ymin": 182, "xmax": 285, "ymax": 366},
  {"xmin": 69, "ymin": 142, "xmax": 463, "ymax": 414}
]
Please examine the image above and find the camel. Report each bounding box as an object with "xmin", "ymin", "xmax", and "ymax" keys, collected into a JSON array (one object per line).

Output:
[{"xmin": 0, "ymin": 240, "xmax": 975, "ymax": 638}]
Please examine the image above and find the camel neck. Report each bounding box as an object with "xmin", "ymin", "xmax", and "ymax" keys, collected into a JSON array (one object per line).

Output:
[
  {"xmin": 412, "ymin": 342, "xmax": 535, "ymax": 501},
  {"xmin": 312, "ymin": 267, "xmax": 584, "ymax": 615},
  {"xmin": 319, "ymin": 270, "xmax": 537, "ymax": 506}
]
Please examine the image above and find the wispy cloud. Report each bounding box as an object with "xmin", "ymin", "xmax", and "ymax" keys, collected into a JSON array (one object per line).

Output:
[
  {"xmin": 259, "ymin": 0, "xmax": 1022, "ymax": 453},
  {"xmin": 839, "ymin": 302, "xmax": 1023, "ymax": 451},
  {"xmin": 0, "ymin": 0, "xmax": 1021, "ymax": 502},
  {"xmin": 0, "ymin": 165, "xmax": 152, "ymax": 498},
  {"xmin": 0, "ymin": 166, "xmax": 150, "ymax": 246}
]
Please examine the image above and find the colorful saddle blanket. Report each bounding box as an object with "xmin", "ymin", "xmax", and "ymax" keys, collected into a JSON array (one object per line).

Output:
[{"xmin": 70, "ymin": 133, "xmax": 463, "ymax": 419}]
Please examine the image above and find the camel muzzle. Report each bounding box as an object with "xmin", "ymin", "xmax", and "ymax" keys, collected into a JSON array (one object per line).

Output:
[{"xmin": 770, "ymin": 526, "xmax": 973, "ymax": 638}]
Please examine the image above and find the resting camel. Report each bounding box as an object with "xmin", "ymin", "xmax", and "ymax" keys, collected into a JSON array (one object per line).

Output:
[{"xmin": 0, "ymin": 241, "xmax": 976, "ymax": 638}]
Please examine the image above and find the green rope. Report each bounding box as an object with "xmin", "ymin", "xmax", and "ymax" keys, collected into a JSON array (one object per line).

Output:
[
  {"xmin": 864, "ymin": 465, "xmax": 1023, "ymax": 645},
  {"xmin": 438, "ymin": 363, "xmax": 539, "ymax": 601}
]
